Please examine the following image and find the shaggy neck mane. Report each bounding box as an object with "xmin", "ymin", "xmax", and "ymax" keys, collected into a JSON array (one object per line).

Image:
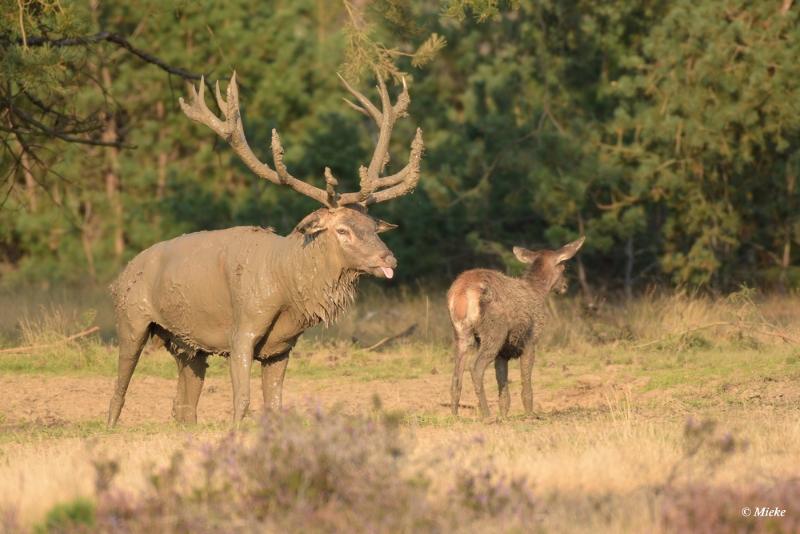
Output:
[{"xmin": 284, "ymin": 232, "xmax": 360, "ymax": 328}]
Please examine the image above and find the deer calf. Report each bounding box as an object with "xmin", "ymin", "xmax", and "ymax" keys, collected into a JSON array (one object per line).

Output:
[{"xmin": 447, "ymin": 237, "xmax": 585, "ymax": 418}]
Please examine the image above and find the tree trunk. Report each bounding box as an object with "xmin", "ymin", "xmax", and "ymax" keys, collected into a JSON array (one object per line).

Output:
[
  {"xmin": 156, "ymin": 101, "xmax": 168, "ymax": 201},
  {"xmin": 20, "ymin": 150, "xmax": 37, "ymax": 212},
  {"xmin": 624, "ymin": 235, "xmax": 634, "ymax": 300},
  {"xmin": 100, "ymin": 66, "xmax": 125, "ymax": 264},
  {"xmin": 576, "ymin": 214, "xmax": 594, "ymax": 300},
  {"xmin": 8, "ymin": 131, "xmax": 37, "ymax": 211},
  {"xmin": 91, "ymin": 0, "xmax": 124, "ymax": 265},
  {"xmin": 80, "ymin": 199, "xmax": 97, "ymax": 282},
  {"xmin": 780, "ymin": 166, "xmax": 796, "ymax": 291}
]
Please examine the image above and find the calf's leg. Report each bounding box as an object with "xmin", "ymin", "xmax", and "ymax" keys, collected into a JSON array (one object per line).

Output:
[
  {"xmin": 520, "ymin": 344, "xmax": 536, "ymax": 414},
  {"xmin": 451, "ymin": 330, "xmax": 476, "ymax": 415},
  {"xmin": 494, "ymin": 356, "xmax": 510, "ymax": 418},
  {"xmin": 470, "ymin": 336, "xmax": 504, "ymax": 419}
]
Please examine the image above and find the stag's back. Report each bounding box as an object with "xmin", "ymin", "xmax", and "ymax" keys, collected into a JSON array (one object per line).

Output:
[{"xmin": 111, "ymin": 226, "xmax": 284, "ymax": 352}]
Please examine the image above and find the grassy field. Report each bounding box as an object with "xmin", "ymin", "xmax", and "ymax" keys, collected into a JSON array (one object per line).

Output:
[{"xmin": 0, "ymin": 286, "xmax": 799, "ymax": 532}]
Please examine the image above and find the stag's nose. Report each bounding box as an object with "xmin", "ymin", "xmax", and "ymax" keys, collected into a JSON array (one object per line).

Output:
[{"xmin": 383, "ymin": 253, "xmax": 397, "ymax": 269}]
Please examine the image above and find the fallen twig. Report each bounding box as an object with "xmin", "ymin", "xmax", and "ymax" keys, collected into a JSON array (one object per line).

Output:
[
  {"xmin": 749, "ymin": 326, "xmax": 800, "ymax": 344},
  {"xmin": 634, "ymin": 322, "xmax": 730, "ymax": 349},
  {"xmin": 0, "ymin": 326, "xmax": 100, "ymax": 354},
  {"xmin": 363, "ymin": 323, "xmax": 417, "ymax": 352},
  {"xmin": 635, "ymin": 320, "xmax": 799, "ymax": 349}
]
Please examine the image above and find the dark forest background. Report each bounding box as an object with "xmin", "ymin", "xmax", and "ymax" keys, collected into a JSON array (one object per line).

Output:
[{"xmin": 2, "ymin": 0, "xmax": 799, "ymax": 295}]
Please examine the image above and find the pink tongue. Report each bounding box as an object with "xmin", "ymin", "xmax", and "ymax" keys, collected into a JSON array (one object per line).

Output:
[{"xmin": 381, "ymin": 267, "xmax": 394, "ymax": 279}]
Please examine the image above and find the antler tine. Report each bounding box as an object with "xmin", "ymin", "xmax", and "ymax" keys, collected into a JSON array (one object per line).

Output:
[
  {"xmin": 179, "ymin": 75, "xmax": 228, "ymax": 138},
  {"xmin": 337, "ymin": 72, "xmax": 381, "ymax": 123},
  {"xmin": 180, "ymin": 72, "xmax": 333, "ymax": 207},
  {"xmin": 364, "ymin": 127, "xmax": 424, "ymax": 205},
  {"xmin": 336, "ymin": 70, "xmax": 424, "ymax": 208},
  {"xmin": 366, "ymin": 72, "xmax": 394, "ymax": 180},
  {"xmin": 214, "ymin": 79, "xmax": 223, "ymax": 108},
  {"xmin": 324, "ymin": 167, "xmax": 340, "ymax": 207},
  {"xmin": 394, "ymin": 76, "xmax": 410, "ymax": 117},
  {"xmin": 342, "ymin": 97, "xmax": 370, "ymax": 117}
]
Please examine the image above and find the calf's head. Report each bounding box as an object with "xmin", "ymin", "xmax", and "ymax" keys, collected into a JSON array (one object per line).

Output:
[
  {"xmin": 513, "ymin": 236, "xmax": 585, "ymax": 293},
  {"xmin": 293, "ymin": 207, "xmax": 398, "ymax": 279}
]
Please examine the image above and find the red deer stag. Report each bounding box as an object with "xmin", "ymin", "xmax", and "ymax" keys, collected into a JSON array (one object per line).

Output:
[
  {"xmin": 447, "ymin": 237, "xmax": 585, "ymax": 418},
  {"xmin": 107, "ymin": 70, "xmax": 423, "ymax": 426}
]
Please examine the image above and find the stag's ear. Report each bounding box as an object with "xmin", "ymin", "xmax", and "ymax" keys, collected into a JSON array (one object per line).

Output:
[
  {"xmin": 555, "ymin": 236, "xmax": 586, "ymax": 264},
  {"xmin": 375, "ymin": 219, "xmax": 398, "ymax": 233},
  {"xmin": 513, "ymin": 246, "xmax": 541, "ymax": 264},
  {"xmin": 294, "ymin": 211, "xmax": 328, "ymax": 236}
]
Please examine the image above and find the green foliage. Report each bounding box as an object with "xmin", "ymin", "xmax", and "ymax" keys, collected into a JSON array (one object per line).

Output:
[
  {"xmin": 1, "ymin": 0, "xmax": 799, "ymax": 291},
  {"xmin": 35, "ymin": 498, "xmax": 95, "ymax": 533},
  {"xmin": 443, "ymin": 0, "xmax": 520, "ymax": 22},
  {"xmin": 342, "ymin": 0, "xmax": 445, "ymax": 81},
  {"xmin": 606, "ymin": 0, "xmax": 800, "ymax": 286}
]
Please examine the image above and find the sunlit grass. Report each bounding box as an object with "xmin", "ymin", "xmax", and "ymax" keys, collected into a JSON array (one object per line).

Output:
[{"xmin": 1, "ymin": 287, "xmax": 799, "ymax": 531}]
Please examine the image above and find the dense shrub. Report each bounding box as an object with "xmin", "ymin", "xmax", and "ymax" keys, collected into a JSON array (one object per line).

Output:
[
  {"xmin": 661, "ymin": 479, "xmax": 800, "ymax": 534},
  {"xmin": 77, "ymin": 408, "xmax": 537, "ymax": 533},
  {"xmin": 34, "ymin": 498, "xmax": 95, "ymax": 533}
]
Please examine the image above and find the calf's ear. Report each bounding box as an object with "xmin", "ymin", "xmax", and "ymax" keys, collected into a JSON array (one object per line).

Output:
[
  {"xmin": 555, "ymin": 236, "xmax": 586, "ymax": 264},
  {"xmin": 513, "ymin": 246, "xmax": 541, "ymax": 264},
  {"xmin": 376, "ymin": 219, "xmax": 398, "ymax": 233}
]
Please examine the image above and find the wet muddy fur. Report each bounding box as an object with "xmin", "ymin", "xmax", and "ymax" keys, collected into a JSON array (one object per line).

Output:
[
  {"xmin": 448, "ymin": 237, "xmax": 585, "ymax": 419},
  {"xmin": 108, "ymin": 69, "xmax": 424, "ymax": 427},
  {"xmin": 107, "ymin": 210, "xmax": 398, "ymax": 427}
]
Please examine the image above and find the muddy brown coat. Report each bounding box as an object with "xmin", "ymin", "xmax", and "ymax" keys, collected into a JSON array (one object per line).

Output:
[
  {"xmin": 447, "ymin": 237, "xmax": 585, "ymax": 418},
  {"xmin": 107, "ymin": 70, "xmax": 423, "ymax": 426}
]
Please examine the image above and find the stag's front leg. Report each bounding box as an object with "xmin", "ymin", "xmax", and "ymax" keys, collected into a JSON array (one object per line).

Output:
[
  {"xmin": 229, "ymin": 330, "xmax": 259, "ymax": 425},
  {"xmin": 261, "ymin": 351, "xmax": 290, "ymax": 411}
]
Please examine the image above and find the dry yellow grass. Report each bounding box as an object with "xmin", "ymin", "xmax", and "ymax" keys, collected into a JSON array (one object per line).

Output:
[
  {"xmin": 0, "ymin": 433, "xmax": 192, "ymax": 526},
  {"xmin": 0, "ymin": 289, "xmax": 798, "ymax": 531},
  {"xmin": 2, "ymin": 407, "xmax": 797, "ymax": 531}
]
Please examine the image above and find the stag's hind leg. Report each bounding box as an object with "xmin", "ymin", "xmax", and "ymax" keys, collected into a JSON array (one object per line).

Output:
[
  {"xmin": 107, "ymin": 320, "xmax": 151, "ymax": 428},
  {"xmin": 451, "ymin": 328, "xmax": 477, "ymax": 416},
  {"xmin": 261, "ymin": 351, "xmax": 290, "ymax": 411},
  {"xmin": 172, "ymin": 351, "xmax": 208, "ymax": 424}
]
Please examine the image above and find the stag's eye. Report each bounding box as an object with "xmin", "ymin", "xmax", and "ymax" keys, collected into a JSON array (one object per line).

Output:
[{"xmin": 336, "ymin": 227, "xmax": 349, "ymax": 236}]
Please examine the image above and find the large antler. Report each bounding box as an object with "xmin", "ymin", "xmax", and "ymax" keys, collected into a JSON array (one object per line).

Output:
[
  {"xmin": 336, "ymin": 72, "xmax": 424, "ymax": 207},
  {"xmin": 179, "ymin": 70, "xmax": 423, "ymax": 209},
  {"xmin": 179, "ymin": 73, "xmax": 338, "ymax": 207}
]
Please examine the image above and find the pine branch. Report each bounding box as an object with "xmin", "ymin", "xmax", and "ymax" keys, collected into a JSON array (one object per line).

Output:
[
  {"xmin": 11, "ymin": 31, "xmax": 214, "ymax": 87},
  {"xmin": 6, "ymin": 106, "xmax": 134, "ymax": 148}
]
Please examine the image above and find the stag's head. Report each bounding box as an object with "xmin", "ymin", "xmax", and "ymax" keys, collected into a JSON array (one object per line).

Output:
[
  {"xmin": 513, "ymin": 236, "xmax": 585, "ymax": 294},
  {"xmin": 293, "ymin": 207, "xmax": 398, "ymax": 278},
  {"xmin": 179, "ymin": 69, "xmax": 423, "ymax": 281}
]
